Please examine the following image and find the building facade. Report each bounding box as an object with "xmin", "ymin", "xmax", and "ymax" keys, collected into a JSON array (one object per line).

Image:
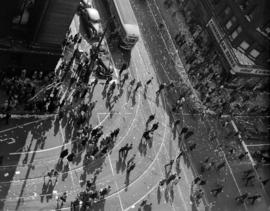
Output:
[
  {"xmin": 0, "ymin": 0, "xmax": 80, "ymax": 72},
  {"xmin": 183, "ymin": 0, "xmax": 270, "ymax": 76}
]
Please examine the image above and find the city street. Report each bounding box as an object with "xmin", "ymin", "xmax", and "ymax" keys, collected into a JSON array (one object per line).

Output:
[
  {"xmin": 0, "ymin": 0, "xmax": 269, "ymax": 211},
  {"xmin": 0, "ymin": 5, "xmax": 195, "ymax": 211}
]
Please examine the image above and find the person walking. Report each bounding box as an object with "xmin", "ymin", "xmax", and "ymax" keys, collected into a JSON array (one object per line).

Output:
[
  {"xmin": 123, "ymin": 144, "xmax": 133, "ymax": 159},
  {"xmin": 210, "ymin": 186, "xmax": 223, "ymax": 197},
  {"xmin": 149, "ymin": 122, "xmax": 159, "ymax": 133},
  {"xmin": 146, "ymin": 77, "xmax": 154, "ymax": 86},
  {"xmin": 134, "ymin": 81, "xmax": 142, "ymax": 93},
  {"xmin": 127, "ymin": 154, "xmax": 136, "ymax": 167},
  {"xmin": 189, "ymin": 143, "xmax": 197, "ymax": 151},
  {"xmin": 173, "ymin": 119, "xmax": 181, "ymax": 128},
  {"xmin": 262, "ymin": 178, "xmax": 270, "ymax": 186},
  {"xmin": 235, "ymin": 193, "xmax": 248, "ymax": 204},
  {"xmin": 144, "ymin": 77, "xmax": 154, "ymax": 96},
  {"xmin": 164, "ymin": 159, "xmax": 174, "ymax": 175},
  {"xmin": 129, "ymin": 79, "xmax": 136, "ymax": 86},
  {"xmin": 67, "ymin": 152, "xmax": 75, "ymax": 162},
  {"xmin": 142, "ymin": 130, "xmax": 151, "ymax": 140},
  {"xmin": 244, "ymin": 175, "xmax": 255, "ymax": 186},
  {"xmin": 180, "ymin": 127, "xmax": 188, "ymax": 135},
  {"xmin": 119, "ymin": 144, "xmax": 128, "ymax": 159},
  {"xmin": 238, "ymin": 152, "xmax": 248, "ymax": 160},
  {"xmin": 243, "ymin": 169, "xmax": 253, "ymax": 177},
  {"xmin": 59, "ymin": 192, "xmax": 67, "ymax": 208},
  {"xmin": 156, "ymin": 83, "xmax": 166, "ymax": 97},
  {"xmin": 176, "ymin": 151, "xmax": 184, "ymax": 161},
  {"xmin": 166, "ymin": 173, "xmax": 178, "ymax": 185},
  {"xmin": 120, "ymin": 72, "xmax": 129, "ymax": 87},
  {"xmin": 193, "ymin": 176, "xmax": 202, "ymax": 185},
  {"xmin": 216, "ymin": 161, "xmax": 226, "ymax": 171},
  {"xmin": 167, "ymin": 82, "xmax": 175, "ymax": 91},
  {"xmin": 119, "ymin": 63, "xmax": 127, "ymax": 78},
  {"xmin": 127, "ymin": 161, "xmax": 136, "ymax": 173},
  {"xmin": 112, "ymin": 128, "xmax": 120, "ymax": 139},
  {"xmin": 247, "ymin": 194, "xmax": 261, "ymax": 205},
  {"xmin": 146, "ymin": 114, "xmax": 155, "ymax": 126},
  {"xmin": 140, "ymin": 199, "xmax": 147, "ymax": 207},
  {"xmin": 59, "ymin": 149, "xmax": 69, "ymax": 162}
]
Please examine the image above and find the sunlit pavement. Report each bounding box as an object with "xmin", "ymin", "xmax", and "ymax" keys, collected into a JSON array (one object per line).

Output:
[{"xmin": 0, "ymin": 0, "xmax": 269, "ymax": 211}]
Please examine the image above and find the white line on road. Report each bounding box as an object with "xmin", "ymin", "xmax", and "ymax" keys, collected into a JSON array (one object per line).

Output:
[
  {"xmin": 123, "ymin": 182, "xmax": 159, "ymax": 211},
  {"xmin": 9, "ymin": 112, "xmax": 111, "ymax": 156},
  {"xmin": 134, "ymin": 46, "xmax": 187, "ymax": 211},
  {"xmin": 108, "ymin": 155, "xmax": 124, "ymax": 211},
  {"xmin": 0, "ymin": 118, "xmax": 49, "ymax": 134}
]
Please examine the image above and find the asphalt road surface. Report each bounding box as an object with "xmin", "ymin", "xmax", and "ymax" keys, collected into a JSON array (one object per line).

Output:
[{"xmin": 0, "ymin": 0, "xmax": 269, "ymax": 211}]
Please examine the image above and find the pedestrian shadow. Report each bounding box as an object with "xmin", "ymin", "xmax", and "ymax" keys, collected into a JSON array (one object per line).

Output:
[
  {"xmin": 126, "ymin": 87, "xmax": 132, "ymax": 102},
  {"xmin": 169, "ymin": 186, "xmax": 174, "ymax": 202},
  {"xmin": 142, "ymin": 204, "xmax": 152, "ymax": 211},
  {"xmin": 53, "ymin": 116, "xmax": 60, "ymax": 136},
  {"xmin": 40, "ymin": 178, "xmax": 47, "ymax": 203},
  {"xmin": 146, "ymin": 137, "xmax": 153, "ymax": 149},
  {"xmin": 65, "ymin": 120, "xmax": 73, "ymax": 143},
  {"xmin": 22, "ymin": 137, "xmax": 34, "ymax": 164},
  {"xmin": 102, "ymin": 85, "xmax": 107, "ymax": 99},
  {"xmin": 116, "ymin": 157, "xmax": 126, "ymax": 174},
  {"xmin": 55, "ymin": 159, "xmax": 63, "ymax": 172},
  {"xmin": 172, "ymin": 126, "xmax": 177, "ymax": 140},
  {"xmin": 157, "ymin": 186, "xmax": 162, "ymax": 204},
  {"xmin": 89, "ymin": 197, "xmax": 105, "ymax": 211},
  {"xmin": 131, "ymin": 93, "xmax": 136, "ymax": 107},
  {"xmin": 138, "ymin": 140, "xmax": 147, "ymax": 156},
  {"xmin": 164, "ymin": 186, "xmax": 169, "ymax": 203},
  {"xmin": 80, "ymin": 170, "xmax": 87, "ymax": 187},
  {"xmin": 175, "ymin": 160, "xmax": 181, "ymax": 176},
  {"xmin": 37, "ymin": 136, "xmax": 46, "ymax": 149},
  {"xmin": 44, "ymin": 178, "xmax": 57, "ymax": 203},
  {"xmin": 60, "ymin": 112, "xmax": 68, "ymax": 128},
  {"xmin": 73, "ymin": 151, "xmax": 82, "ymax": 165},
  {"xmin": 61, "ymin": 163, "xmax": 69, "ymax": 181},
  {"xmin": 118, "ymin": 87, "xmax": 124, "ymax": 98},
  {"xmin": 190, "ymin": 191, "xmax": 198, "ymax": 211},
  {"xmin": 124, "ymin": 171, "xmax": 130, "ymax": 192},
  {"xmin": 155, "ymin": 95, "xmax": 160, "ymax": 107}
]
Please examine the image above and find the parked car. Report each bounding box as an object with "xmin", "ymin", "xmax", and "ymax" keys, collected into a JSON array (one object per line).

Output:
[{"xmin": 80, "ymin": 7, "xmax": 103, "ymax": 40}]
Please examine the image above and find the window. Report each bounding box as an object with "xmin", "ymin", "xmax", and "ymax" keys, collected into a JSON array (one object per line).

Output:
[
  {"xmin": 226, "ymin": 21, "xmax": 232, "ymax": 29},
  {"xmin": 262, "ymin": 21, "xmax": 270, "ymax": 35},
  {"xmin": 250, "ymin": 49, "xmax": 260, "ymax": 58},
  {"xmin": 246, "ymin": 6, "xmax": 256, "ymax": 21},
  {"xmin": 239, "ymin": 41, "xmax": 250, "ymax": 50},
  {"xmin": 226, "ymin": 16, "xmax": 237, "ymax": 29},
  {"xmin": 230, "ymin": 26, "xmax": 242, "ymax": 40},
  {"xmin": 12, "ymin": 0, "xmax": 35, "ymax": 25},
  {"xmin": 224, "ymin": 6, "xmax": 231, "ymax": 15},
  {"xmin": 239, "ymin": 0, "xmax": 250, "ymax": 11},
  {"xmin": 265, "ymin": 27, "xmax": 270, "ymax": 34}
]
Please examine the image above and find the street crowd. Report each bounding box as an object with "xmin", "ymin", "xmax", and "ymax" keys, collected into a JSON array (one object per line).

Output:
[
  {"xmin": 1, "ymin": 1, "xmax": 269, "ymax": 210},
  {"xmin": 171, "ymin": 1, "xmax": 270, "ymax": 117},
  {"xmin": 0, "ymin": 66, "xmax": 58, "ymax": 121}
]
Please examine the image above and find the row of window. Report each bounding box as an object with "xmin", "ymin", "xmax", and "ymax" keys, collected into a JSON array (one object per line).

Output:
[
  {"xmin": 224, "ymin": 14, "xmax": 260, "ymax": 60},
  {"xmin": 239, "ymin": 41, "xmax": 260, "ymax": 58}
]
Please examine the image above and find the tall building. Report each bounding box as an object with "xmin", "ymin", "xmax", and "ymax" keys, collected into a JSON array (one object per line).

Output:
[
  {"xmin": 0, "ymin": 0, "xmax": 80, "ymax": 72},
  {"xmin": 183, "ymin": 0, "xmax": 270, "ymax": 76}
]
